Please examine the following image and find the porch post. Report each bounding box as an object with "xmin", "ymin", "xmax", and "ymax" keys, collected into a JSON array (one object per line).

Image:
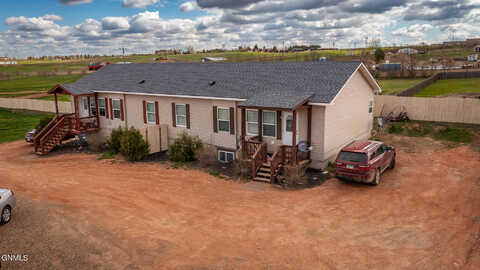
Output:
[
  {"xmin": 258, "ymin": 109, "xmax": 263, "ymax": 139},
  {"xmin": 241, "ymin": 108, "xmax": 246, "ymax": 156},
  {"xmin": 54, "ymin": 93, "xmax": 59, "ymax": 117},
  {"xmin": 94, "ymin": 93, "xmax": 99, "ymax": 129},
  {"xmin": 307, "ymin": 105, "xmax": 312, "ymax": 160},
  {"xmin": 74, "ymin": 95, "xmax": 80, "ymax": 131},
  {"xmin": 292, "ymin": 110, "xmax": 297, "ymax": 164}
]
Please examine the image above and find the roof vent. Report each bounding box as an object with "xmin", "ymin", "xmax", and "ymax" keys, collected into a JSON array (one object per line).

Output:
[
  {"xmin": 209, "ymin": 81, "xmax": 216, "ymax": 86},
  {"xmin": 139, "ymin": 80, "xmax": 145, "ymax": 84}
]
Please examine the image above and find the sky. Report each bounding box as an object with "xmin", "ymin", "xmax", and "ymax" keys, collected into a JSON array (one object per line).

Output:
[{"xmin": 1, "ymin": 0, "xmax": 480, "ymax": 58}]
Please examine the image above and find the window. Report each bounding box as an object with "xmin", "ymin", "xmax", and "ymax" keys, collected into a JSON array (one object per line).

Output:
[
  {"xmin": 246, "ymin": 109, "xmax": 258, "ymax": 135},
  {"xmin": 286, "ymin": 115, "xmax": 293, "ymax": 132},
  {"xmin": 217, "ymin": 108, "xmax": 230, "ymax": 132},
  {"xmin": 97, "ymin": 99, "xmax": 105, "ymax": 117},
  {"xmin": 175, "ymin": 104, "xmax": 186, "ymax": 127},
  {"xmin": 112, "ymin": 99, "xmax": 121, "ymax": 119},
  {"xmin": 338, "ymin": 151, "xmax": 368, "ymax": 163},
  {"xmin": 89, "ymin": 98, "xmax": 96, "ymax": 116},
  {"xmin": 83, "ymin": 97, "xmax": 88, "ymax": 111},
  {"xmin": 218, "ymin": 150, "xmax": 235, "ymax": 163},
  {"xmin": 146, "ymin": 102, "xmax": 156, "ymax": 124},
  {"xmin": 369, "ymin": 100, "xmax": 374, "ymax": 113},
  {"xmin": 262, "ymin": 111, "xmax": 276, "ymax": 137}
]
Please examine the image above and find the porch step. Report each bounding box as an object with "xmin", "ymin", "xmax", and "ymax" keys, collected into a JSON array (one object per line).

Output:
[
  {"xmin": 259, "ymin": 167, "xmax": 271, "ymax": 173},
  {"xmin": 262, "ymin": 163, "xmax": 271, "ymax": 167},
  {"xmin": 254, "ymin": 177, "xmax": 271, "ymax": 183},
  {"xmin": 257, "ymin": 172, "xmax": 271, "ymax": 178}
]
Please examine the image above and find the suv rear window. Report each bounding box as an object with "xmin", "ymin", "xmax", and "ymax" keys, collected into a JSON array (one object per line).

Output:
[{"xmin": 337, "ymin": 151, "xmax": 368, "ymax": 163}]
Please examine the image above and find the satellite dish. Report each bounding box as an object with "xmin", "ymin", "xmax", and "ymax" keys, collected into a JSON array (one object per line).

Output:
[{"xmin": 298, "ymin": 141, "xmax": 309, "ymax": 152}]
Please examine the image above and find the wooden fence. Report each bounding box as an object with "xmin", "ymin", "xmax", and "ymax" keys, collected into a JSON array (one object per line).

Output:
[
  {"xmin": 374, "ymin": 95, "xmax": 480, "ymax": 125},
  {"xmin": 0, "ymin": 98, "xmax": 72, "ymax": 114}
]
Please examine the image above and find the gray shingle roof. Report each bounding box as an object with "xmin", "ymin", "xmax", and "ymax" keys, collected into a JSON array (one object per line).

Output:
[{"xmin": 60, "ymin": 61, "xmax": 362, "ymax": 109}]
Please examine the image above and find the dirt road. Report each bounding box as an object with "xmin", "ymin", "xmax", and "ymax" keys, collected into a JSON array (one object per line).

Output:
[{"xmin": 1, "ymin": 137, "xmax": 479, "ymax": 269}]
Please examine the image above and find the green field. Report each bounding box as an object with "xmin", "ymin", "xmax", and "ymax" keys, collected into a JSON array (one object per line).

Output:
[
  {"xmin": 36, "ymin": 94, "xmax": 71, "ymax": 102},
  {"xmin": 377, "ymin": 79, "xmax": 423, "ymax": 95},
  {"xmin": 0, "ymin": 108, "xmax": 53, "ymax": 143},
  {"xmin": 0, "ymin": 62, "xmax": 87, "ymax": 74},
  {"xmin": 415, "ymin": 78, "xmax": 480, "ymax": 97},
  {"xmin": 0, "ymin": 74, "xmax": 83, "ymax": 93}
]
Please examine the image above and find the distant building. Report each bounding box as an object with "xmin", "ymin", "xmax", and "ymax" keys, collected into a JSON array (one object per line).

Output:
[
  {"xmin": 381, "ymin": 63, "xmax": 402, "ymax": 71},
  {"xmin": 0, "ymin": 61, "xmax": 17, "ymax": 65},
  {"xmin": 397, "ymin": 48, "xmax": 418, "ymax": 54},
  {"xmin": 474, "ymin": 45, "xmax": 480, "ymax": 53},
  {"xmin": 201, "ymin": 57, "xmax": 227, "ymax": 62}
]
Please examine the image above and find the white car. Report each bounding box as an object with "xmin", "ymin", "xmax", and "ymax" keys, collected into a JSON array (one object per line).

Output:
[{"xmin": 0, "ymin": 189, "xmax": 16, "ymax": 224}]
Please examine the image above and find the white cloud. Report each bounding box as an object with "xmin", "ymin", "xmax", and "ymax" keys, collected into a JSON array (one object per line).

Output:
[
  {"xmin": 180, "ymin": 1, "xmax": 198, "ymax": 12},
  {"xmin": 122, "ymin": 0, "xmax": 159, "ymax": 9},
  {"xmin": 102, "ymin": 17, "xmax": 130, "ymax": 30}
]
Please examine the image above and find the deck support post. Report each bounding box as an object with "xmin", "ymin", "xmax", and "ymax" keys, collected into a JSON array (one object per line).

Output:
[
  {"xmin": 241, "ymin": 108, "xmax": 246, "ymax": 157},
  {"xmin": 258, "ymin": 109, "xmax": 263, "ymax": 140},
  {"xmin": 94, "ymin": 93, "xmax": 99, "ymax": 129},
  {"xmin": 74, "ymin": 95, "xmax": 80, "ymax": 131}
]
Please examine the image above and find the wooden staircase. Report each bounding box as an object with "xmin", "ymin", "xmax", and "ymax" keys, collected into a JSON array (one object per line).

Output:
[
  {"xmin": 34, "ymin": 115, "xmax": 71, "ymax": 155},
  {"xmin": 254, "ymin": 162, "xmax": 273, "ymax": 182}
]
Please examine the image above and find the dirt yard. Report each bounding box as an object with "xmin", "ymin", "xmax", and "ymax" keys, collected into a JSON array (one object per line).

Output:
[{"xmin": 1, "ymin": 136, "xmax": 480, "ymax": 269}]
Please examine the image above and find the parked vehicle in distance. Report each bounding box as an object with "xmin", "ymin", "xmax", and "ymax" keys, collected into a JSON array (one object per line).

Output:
[
  {"xmin": 334, "ymin": 140, "xmax": 396, "ymax": 185},
  {"xmin": 88, "ymin": 61, "xmax": 110, "ymax": 71},
  {"xmin": 0, "ymin": 188, "xmax": 16, "ymax": 224},
  {"xmin": 25, "ymin": 129, "xmax": 37, "ymax": 143}
]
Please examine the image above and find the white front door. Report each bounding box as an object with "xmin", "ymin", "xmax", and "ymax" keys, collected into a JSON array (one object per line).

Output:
[
  {"xmin": 79, "ymin": 97, "xmax": 89, "ymax": 117},
  {"xmin": 282, "ymin": 112, "xmax": 299, "ymax": 146}
]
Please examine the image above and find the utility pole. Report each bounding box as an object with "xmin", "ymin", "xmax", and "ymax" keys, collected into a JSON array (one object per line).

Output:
[{"xmin": 119, "ymin": 48, "xmax": 127, "ymax": 57}]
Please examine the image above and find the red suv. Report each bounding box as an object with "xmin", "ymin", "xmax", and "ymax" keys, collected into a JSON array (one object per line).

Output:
[{"xmin": 334, "ymin": 141, "xmax": 396, "ymax": 185}]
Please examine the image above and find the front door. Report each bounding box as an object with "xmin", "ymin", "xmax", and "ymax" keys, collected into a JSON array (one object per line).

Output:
[
  {"xmin": 79, "ymin": 97, "xmax": 89, "ymax": 118},
  {"xmin": 282, "ymin": 112, "xmax": 298, "ymax": 146}
]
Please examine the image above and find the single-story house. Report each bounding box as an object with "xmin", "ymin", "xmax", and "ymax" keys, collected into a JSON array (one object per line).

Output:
[{"xmin": 38, "ymin": 61, "xmax": 381, "ymax": 183}]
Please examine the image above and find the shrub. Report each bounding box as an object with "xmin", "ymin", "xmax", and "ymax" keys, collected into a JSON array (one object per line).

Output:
[
  {"xmin": 106, "ymin": 127, "xmax": 124, "ymax": 153},
  {"xmin": 168, "ymin": 133, "xmax": 203, "ymax": 162},
  {"xmin": 120, "ymin": 128, "xmax": 150, "ymax": 162},
  {"xmin": 35, "ymin": 116, "xmax": 54, "ymax": 131}
]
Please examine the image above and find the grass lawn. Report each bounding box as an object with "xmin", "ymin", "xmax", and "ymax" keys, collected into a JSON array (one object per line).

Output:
[
  {"xmin": 0, "ymin": 108, "xmax": 53, "ymax": 143},
  {"xmin": 36, "ymin": 94, "xmax": 71, "ymax": 102},
  {"xmin": 0, "ymin": 63, "xmax": 87, "ymax": 74},
  {"xmin": 377, "ymin": 79, "xmax": 423, "ymax": 95},
  {"xmin": 0, "ymin": 74, "xmax": 83, "ymax": 93},
  {"xmin": 415, "ymin": 78, "xmax": 480, "ymax": 97}
]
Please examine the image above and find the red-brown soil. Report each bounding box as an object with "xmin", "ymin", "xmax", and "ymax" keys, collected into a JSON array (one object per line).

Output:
[{"xmin": 1, "ymin": 138, "xmax": 479, "ymax": 269}]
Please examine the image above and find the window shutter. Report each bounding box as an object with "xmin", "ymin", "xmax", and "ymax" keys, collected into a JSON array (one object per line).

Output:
[
  {"xmin": 171, "ymin": 102, "xmax": 176, "ymax": 127},
  {"xmin": 155, "ymin": 101, "xmax": 159, "ymax": 125},
  {"xmin": 142, "ymin": 101, "xmax": 147, "ymax": 124},
  {"xmin": 120, "ymin": 99, "xmax": 124, "ymax": 121},
  {"xmin": 213, "ymin": 106, "xmax": 218, "ymax": 133},
  {"xmin": 104, "ymin": 97, "xmax": 109, "ymax": 118},
  {"xmin": 229, "ymin": 107, "xmax": 235, "ymax": 135},
  {"xmin": 186, "ymin": 104, "xmax": 191, "ymax": 129},
  {"xmin": 277, "ymin": 111, "xmax": 282, "ymax": 140},
  {"xmin": 109, "ymin": 99, "xmax": 113, "ymax": 120}
]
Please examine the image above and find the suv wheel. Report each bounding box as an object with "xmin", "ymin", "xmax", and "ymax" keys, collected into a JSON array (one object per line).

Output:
[
  {"xmin": 373, "ymin": 169, "xmax": 381, "ymax": 185},
  {"xmin": 1, "ymin": 206, "xmax": 11, "ymax": 224},
  {"xmin": 389, "ymin": 156, "xmax": 396, "ymax": 169}
]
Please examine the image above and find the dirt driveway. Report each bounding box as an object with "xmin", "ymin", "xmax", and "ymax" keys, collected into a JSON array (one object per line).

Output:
[{"xmin": 1, "ymin": 137, "xmax": 480, "ymax": 269}]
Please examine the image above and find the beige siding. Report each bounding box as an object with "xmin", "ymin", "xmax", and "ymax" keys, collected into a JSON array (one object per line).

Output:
[
  {"xmin": 92, "ymin": 94, "xmax": 237, "ymax": 151},
  {"xmin": 320, "ymin": 69, "xmax": 375, "ymax": 167}
]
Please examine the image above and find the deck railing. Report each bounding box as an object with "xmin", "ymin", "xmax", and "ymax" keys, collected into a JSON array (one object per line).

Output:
[{"xmin": 251, "ymin": 142, "xmax": 267, "ymax": 179}]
